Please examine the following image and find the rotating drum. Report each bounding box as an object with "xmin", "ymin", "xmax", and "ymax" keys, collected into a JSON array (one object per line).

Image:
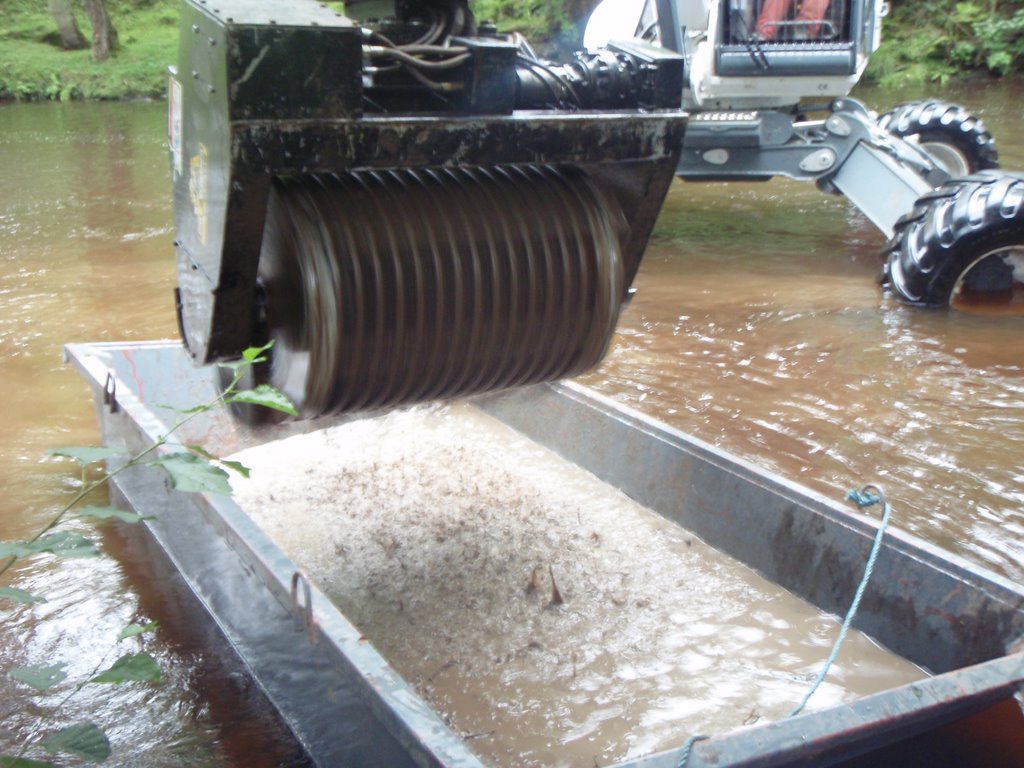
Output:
[{"xmin": 257, "ymin": 164, "xmax": 627, "ymax": 418}]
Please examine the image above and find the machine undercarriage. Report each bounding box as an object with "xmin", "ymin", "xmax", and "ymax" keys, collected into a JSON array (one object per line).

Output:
[{"xmin": 589, "ymin": 0, "xmax": 1023, "ymax": 306}]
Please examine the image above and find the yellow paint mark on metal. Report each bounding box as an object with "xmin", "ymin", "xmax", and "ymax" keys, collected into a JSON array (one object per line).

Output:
[{"xmin": 189, "ymin": 143, "xmax": 209, "ymax": 245}]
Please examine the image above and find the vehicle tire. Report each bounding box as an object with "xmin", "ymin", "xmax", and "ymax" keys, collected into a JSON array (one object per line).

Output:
[
  {"xmin": 882, "ymin": 171, "xmax": 1024, "ymax": 308},
  {"xmin": 877, "ymin": 100, "xmax": 999, "ymax": 177}
]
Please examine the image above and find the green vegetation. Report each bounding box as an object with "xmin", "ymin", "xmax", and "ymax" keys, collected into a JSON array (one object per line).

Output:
[
  {"xmin": 470, "ymin": 0, "xmax": 597, "ymax": 56},
  {"xmin": 3, "ymin": 0, "xmax": 1023, "ymax": 101},
  {"xmin": 866, "ymin": 0, "xmax": 1024, "ymax": 86},
  {"xmin": 1, "ymin": 0, "xmax": 178, "ymax": 101},
  {"xmin": 0, "ymin": 345, "xmax": 295, "ymax": 766}
]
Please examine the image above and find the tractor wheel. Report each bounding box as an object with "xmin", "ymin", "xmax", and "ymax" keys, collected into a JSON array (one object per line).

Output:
[
  {"xmin": 877, "ymin": 100, "xmax": 999, "ymax": 177},
  {"xmin": 882, "ymin": 171, "xmax": 1024, "ymax": 310}
]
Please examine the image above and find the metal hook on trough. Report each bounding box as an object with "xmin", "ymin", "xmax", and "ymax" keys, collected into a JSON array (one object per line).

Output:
[
  {"xmin": 103, "ymin": 371, "xmax": 118, "ymax": 413},
  {"xmin": 290, "ymin": 570, "xmax": 318, "ymax": 646}
]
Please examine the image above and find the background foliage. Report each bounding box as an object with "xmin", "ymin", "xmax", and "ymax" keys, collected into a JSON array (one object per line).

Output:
[
  {"xmin": 2, "ymin": 0, "xmax": 178, "ymax": 101},
  {"xmin": 470, "ymin": 0, "xmax": 600, "ymax": 55},
  {"xmin": 866, "ymin": 0, "xmax": 1024, "ymax": 85},
  {"xmin": 2, "ymin": 0, "xmax": 1023, "ymax": 99}
]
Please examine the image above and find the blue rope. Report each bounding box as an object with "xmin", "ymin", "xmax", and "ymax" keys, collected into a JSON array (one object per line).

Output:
[
  {"xmin": 676, "ymin": 734, "xmax": 709, "ymax": 768},
  {"xmin": 787, "ymin": 484, "xmax": 891, "ymax": 718},
  {"xmin": 674, "ymin": 485, "xmax": 892, "ymax": 766}
]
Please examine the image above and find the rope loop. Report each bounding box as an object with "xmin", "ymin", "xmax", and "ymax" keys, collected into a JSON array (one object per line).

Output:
[{"xmin": 846, "ymin": 483, "xmax": 887, "ymax": 511}]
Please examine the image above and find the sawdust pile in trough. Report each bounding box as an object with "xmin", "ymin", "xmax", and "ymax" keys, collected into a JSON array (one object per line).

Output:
[{"xmin": 230, "ymin": 403, "xmax": 924, "ymax": 767}]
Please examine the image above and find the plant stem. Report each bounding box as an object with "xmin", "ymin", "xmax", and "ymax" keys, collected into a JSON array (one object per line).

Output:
[{"xmin": 0, "ymin": 368, "xmax": 244, "ymax": 582}]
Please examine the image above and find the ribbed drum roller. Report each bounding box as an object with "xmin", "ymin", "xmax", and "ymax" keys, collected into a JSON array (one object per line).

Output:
[{"xmin": 256, "ymin": 164, "xmax": 627, "ymax": 418}]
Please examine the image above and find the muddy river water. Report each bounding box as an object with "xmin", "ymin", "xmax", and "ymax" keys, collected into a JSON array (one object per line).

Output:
[{"xmin": 1, "ymin": 80, "xmax": 1023, "ymax": 765}]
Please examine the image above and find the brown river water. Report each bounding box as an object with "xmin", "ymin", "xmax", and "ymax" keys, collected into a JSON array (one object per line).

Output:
[{"xmin": 1, "ymin": 80, "xmax": 1023, "ymax": 765}]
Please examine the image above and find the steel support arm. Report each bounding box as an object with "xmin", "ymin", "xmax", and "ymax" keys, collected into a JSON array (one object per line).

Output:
[{"xmin": 676, "ymin": 99, "xmax": 944, "ymax": 238}]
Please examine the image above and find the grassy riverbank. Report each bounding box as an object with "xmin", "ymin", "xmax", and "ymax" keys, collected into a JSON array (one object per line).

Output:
[
  {"xmin": 3, "ymin": 0, "xmax": 1022, "ymax": 101},
  {"xmin": 1, "ymin": 0, "xmax": 178, "ymax": 101}
]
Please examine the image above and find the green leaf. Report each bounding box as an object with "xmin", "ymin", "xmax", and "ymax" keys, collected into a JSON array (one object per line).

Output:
[
  {"xmin": 216, "ymin": 341, "xmax": 274, "ymax": 374},
  {"xmin": 149, "ymin": 453, "xmax": 231, "ymax": 495},
  {"xmin": 0, "ymin": 755, "xmax": 56, "ymax": 767},
  {"xmin": 242, "ymin": 341, "xmax": 273, "ymax": 362},
  {"xmin": 76, "ymin": 505, "xmax": 153, "ymax": 524},
  {"xmin": 226, "ymin": 385, "xmax": 298, "ymax": 416},
  {"xmin": 10, "ymin": 664, "xmax": 67, "ymax": 692},
  {"xmin": 42, "ymin": 723, "xmax": 111, "ymax": 762},
  {"xmin": 117, "ymin": 622, "xmax": 159, "ymax": 642},
  {"xmin": 0, "ymin": 541, "xmax": 34, "ymax": 558},
  {"xmin": 187, "ymin": 446, "xmax": 252, "ymax": 479},
  {"xmin": 39, "ymin": 533, "xmax": 100, "ymax": 559},
  {"xmin": 0, "ymin": 586, "xmax": 47, "ymax": 605},
  {"xmin": 48, "ymin": 446, "xmax": 122, "ymax": 466},
  {"xmin": 0, "ymin": 533, "xmax": 99, "ymax": 559},
  {"xmin": 90, "ymin": 653, "xmax": 162, "ymax": 684},
  {"xmin": 153, "ymin": 402, "xmax": 211, "ymax": 415},
  {"xmin": 217, "ymin": 459, "xmax": 251, "ymax": 478},
  {"xmin": 987, "ymin": 50, "xmax": 1012, "ymax": 74},
  {"xmin": 185, "ymin": 444, "xmax": 218, "ymax": 461}
]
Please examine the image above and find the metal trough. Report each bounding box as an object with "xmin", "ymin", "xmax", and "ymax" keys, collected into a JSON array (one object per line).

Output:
[{"xmin": 66, "ymin": 341, "xmax": 1024, "ymax": 767}]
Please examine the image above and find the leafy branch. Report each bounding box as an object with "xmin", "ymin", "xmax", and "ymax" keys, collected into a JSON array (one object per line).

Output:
[
  {"xmin": 868, "ymin": 0, "xmax": 1024, "ymax": 84},
  {"xmin": 0, "ymin": 343, "xmax": 295, "ymax": 766}
]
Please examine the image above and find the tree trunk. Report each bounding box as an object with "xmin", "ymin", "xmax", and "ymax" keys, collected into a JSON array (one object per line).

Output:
[
  {"xmin": 83, "ymin": 0, "xmax": 119, "ymax": 62},
  {"xmin": 48, "ymin": 0, "xmax": 88, "ymax": 50}
]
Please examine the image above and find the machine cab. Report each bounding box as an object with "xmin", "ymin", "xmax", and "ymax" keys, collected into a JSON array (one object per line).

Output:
[{"xmin": 585, "ymin": 0, "xmax": 887, "ymax": 110}]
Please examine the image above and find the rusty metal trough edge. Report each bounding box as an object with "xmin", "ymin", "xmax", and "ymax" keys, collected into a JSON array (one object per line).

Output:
[{"xmin": 64, "ymin": 340, "xmax": 1024, "ymax": 768}]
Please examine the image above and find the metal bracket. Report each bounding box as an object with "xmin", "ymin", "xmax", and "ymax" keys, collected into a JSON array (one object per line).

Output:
[
  {"xmin": 799, "ymin": 148, "xmax": 837, "ymax": 173},
  {"xmin": 103, "ymin": 372, "xmax": 118, "ymax": 414},
  {"xmin": 290, "ymin": 570, "xmax": 319, "ymax": 646}
]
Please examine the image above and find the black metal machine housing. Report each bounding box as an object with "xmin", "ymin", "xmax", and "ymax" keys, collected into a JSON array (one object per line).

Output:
[{"xmin": 170, "ymin": 0, "xmax": 687, "ymax": 418}]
